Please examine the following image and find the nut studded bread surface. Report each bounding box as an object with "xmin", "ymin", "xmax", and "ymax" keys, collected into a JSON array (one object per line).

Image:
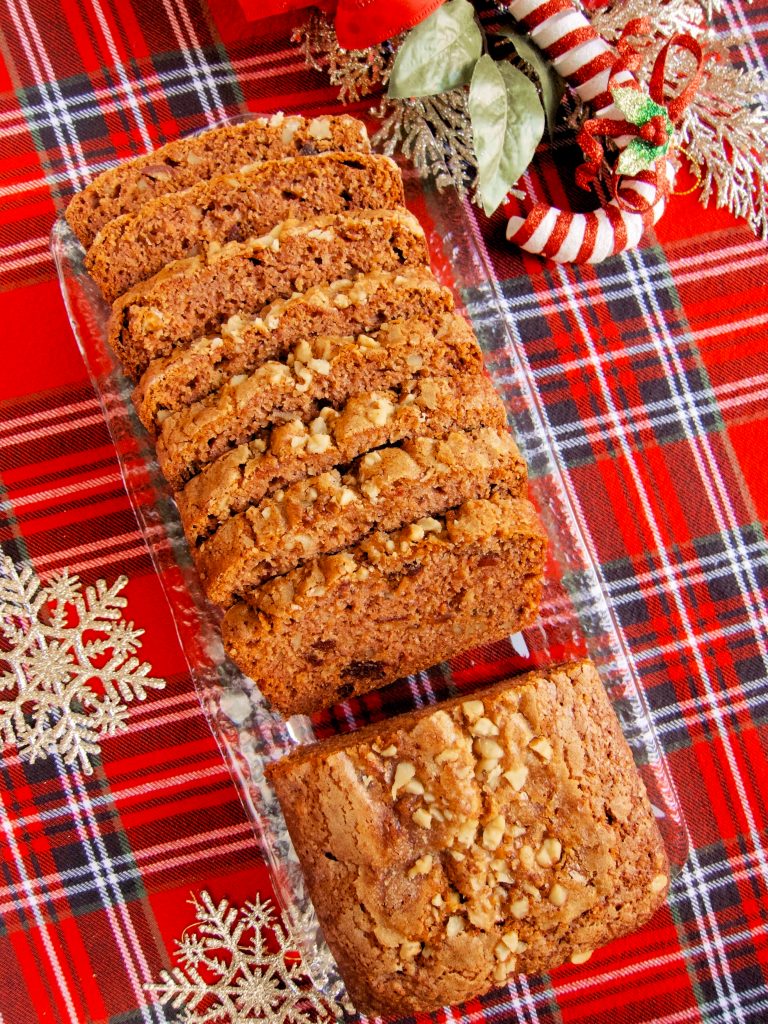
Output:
[
  {"xmin": 109, "ymin": 209, "xmax": 430, "ymax": 380},
  {"xmin": 134, "ymin": 269, "xmax": 453, "ymax": 433},
  {"xmin": 177, "ymin": 373, "xmax": 506, "ymax": 546},
  {"xmin": 266, "ymin": 658, "xmax": 669, "ymax": 1015},
  {"xmin": 198, "ymin": 426, "xmax": 527, "ymax": 607},
  {"xmin": 223, "ymin": 495, "xmax": 546, "ymax": 715},
  {"xmin": 66, "ymin": 112, "xmax": 370, "ymax": 247},
  {"xmin": 155, "ymin": 313, "xmax": 484, "ymax": 490},
  {"xmin": 87, "ymin": 153, "xmax": 405, "ymax": 303}
]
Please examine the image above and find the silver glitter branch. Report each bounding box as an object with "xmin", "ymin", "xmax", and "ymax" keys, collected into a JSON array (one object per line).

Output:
[
  {"xmin": 372, "ymin": 90, "xmax": 477, "ymax": 195},
  {"xmin": 591, "ymin": 0, "xmax": 768, "ymax": 238}
]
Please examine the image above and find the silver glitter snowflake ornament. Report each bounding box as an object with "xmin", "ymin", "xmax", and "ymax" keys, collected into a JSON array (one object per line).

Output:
[
  {"xmin": 0, "ymin": 554, "xmax": 164, "ymax": 774},
  {"xmin": 146, "ymin": 891, "xmax": 342, "ymax": 1023}
]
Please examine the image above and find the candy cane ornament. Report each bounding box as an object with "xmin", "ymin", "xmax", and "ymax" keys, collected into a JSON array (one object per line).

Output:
[{"xmin": 504, "ymin": 0, "xmax": 676, "ymax": 264}]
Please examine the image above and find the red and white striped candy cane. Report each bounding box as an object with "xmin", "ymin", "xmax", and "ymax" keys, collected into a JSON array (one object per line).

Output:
[{"xmin": 504, "ymin": 0, "xmax": 675, "ymax": 263}]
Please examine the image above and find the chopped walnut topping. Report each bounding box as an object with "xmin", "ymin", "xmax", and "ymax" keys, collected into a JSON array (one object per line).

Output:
[
  {"xmin": 412, "ymin": 808, "xmax": 433, "ymax": 829},
  {"xmin": 510, "ymin": 897, "xmax": 529, "ymax": 920},
  {"xmin": 482, "ymin": 815, "xmax": 506, "ymax": 851},
  {"xmin": 471, "ymin": 717, "xmax": 500, "ymax": 738},
  {"xmin": 407, "ymin": 855, "xmax": 433, "ymax": 879},
  {"xmin": 462, "ymin": 700, "xmax": 485, "ymax": 721},
  {"xmin": 529, "ymin": 736, "xmax": 553, "ymax": 762},
  {"xmin": 475, "ymin": 737, "xmax": 504, "ymax": 760},
  {"xmin": 503, "ymin": 765, "xmax": 529, "ymax": 792},
  {"xmin": 399, "ymin": 940, "xmax": 421, "ymax": 960},
  {"xmin": 306, "ymin": 433, "xmax": 332, "ymax": 455},
  {"xmin": 548, "ymin": 883, "xmax": 568, "ymax": 907},
  {"xmin": 535, "ymin": 837, "xmax": 562, "ymax": 868},
  {"xmin": 435, "ymin": 749, "xmax": 459, "ymax": 764},
  {"xmin": 338, "ymin": 487, "xmax": 357, "ymax": 507},
  {"xmin": 456, "ymin": 819, "xmax": 478, "ymax": 847},
  {"xmin": 403, "ymin": 779, "xmax": 425, "ymax": 796},
  {"xmin": 519, "ymin": 845, "xmax": 535, "ymax": 871},
  {"xmin": 294, "ymin": 340, "xmax": 312, "ymax": 363},
  {"xmin": 391, "ymin": 762, "xmax": 415, "ymax": 798}
]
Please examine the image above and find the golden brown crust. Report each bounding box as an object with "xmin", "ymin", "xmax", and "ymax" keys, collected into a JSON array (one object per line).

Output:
[
  {"xmin": 133, "ymin": 269, "xmax": 453, "ymax": 434},
  {"xmin": 86, "ymin": 153, "xmax": 404, "ymax": 303},
  {"xmin": 267, "ymin": 658, "xmax": 669, "ymax": 1016},
  {"xmin": 108, "ymin": 209, "xmax": 429, "ymax": 380},
  {"xmin": 223, "ymin": 495, "xmax": 546, "ymax": 715},
  {"xmin": 65, "ymin": 113, "xmax": 371, "ymax": 247}
]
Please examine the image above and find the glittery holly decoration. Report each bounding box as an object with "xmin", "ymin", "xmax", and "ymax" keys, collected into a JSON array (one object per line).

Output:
[
  {"xmin": 0, "ymin": 555, "xmax": 164, "ymax": 774},
  {"xmin": 292, "ymin": 11, "xmax": 396, "ymax": 104},
  {"xmin": 373, "ymin": 89, "xmax": 477, "ymax": 194},
  {"xmin": 591, "ymin": 0, "xmax": 768, "ymax": 238},
  {"xmin": 612, "ymin": 87, "xmax": 674, "ymax": 176},
  {"xmin": 146, "ymin": 890, "xmax": 342, "ymax": 1023}
]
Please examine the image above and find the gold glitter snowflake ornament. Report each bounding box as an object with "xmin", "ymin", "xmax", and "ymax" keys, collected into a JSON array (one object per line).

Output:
[
  {"xmin": 146, "ymin": 891, "xmax": 341, "ymax": 1023},
  {"xmin": 0, "ymin": 554, "xmax": 164, "ymax": 774}
]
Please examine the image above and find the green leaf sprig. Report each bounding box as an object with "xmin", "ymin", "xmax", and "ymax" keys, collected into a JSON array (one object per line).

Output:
[{"xmin": 387, "ymin": 0, "xmax": 560, "ymax": 215}]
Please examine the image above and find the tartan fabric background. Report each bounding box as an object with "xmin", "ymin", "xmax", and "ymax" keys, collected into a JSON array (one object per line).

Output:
[{"xmin": 1, "ymin": 0, "xmax": 767, "ymax": 1021}]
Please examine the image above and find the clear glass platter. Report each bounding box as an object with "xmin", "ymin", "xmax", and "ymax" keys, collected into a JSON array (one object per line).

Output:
[{"xmin": 51, "ymin": 122, "xmax": 688, "ymax": 1010}]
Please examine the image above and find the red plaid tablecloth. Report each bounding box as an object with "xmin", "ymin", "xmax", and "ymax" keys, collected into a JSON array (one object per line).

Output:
[{"xmin": 1, "ymin": 1, "xmax": 767, "ymax": 1022}]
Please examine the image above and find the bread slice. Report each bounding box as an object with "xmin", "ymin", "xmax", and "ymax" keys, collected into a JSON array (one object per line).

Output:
[
  {"xmin": 109, "ymin": 209, "xmax": 430, "ymax": 380},
  {"xmin": 155, "ymin": 313, "xmax": 483, "ymax": 490},
  {"xmin": 87, "ymin": 153, "xmax": 405, "ymax": 303},
  {"xmin": 222, "ymin": 494, "xmax": 546, "ymax": 716},
  {"xmin": 177, "ymin": 372, "xmax": 508, "ymax": 546},
  {"xmin": 66, "ymin": 112, "xmax": 370, "ymax": 247},
  {"xmin": 133, "ymin": 268, "xmax": 453, "ymax": 434},
  {"xmin": 265, "ymin": 658, "xmax": 669, "ymax": 1015},
  {"xmin": 197, "ymin": 426, "xmax": 527, "ymax": 607}
]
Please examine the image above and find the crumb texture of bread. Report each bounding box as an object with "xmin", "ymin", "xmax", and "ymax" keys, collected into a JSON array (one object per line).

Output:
[
  {"xmin": 197, "ymin": 426, "xmax": 528, "ymax": 607},
  {"xmin": 87, "ymin": 153, "xmax": 405, "ymax": 303},
  {"xmin": 266, "ymin": 658, "xmax": 670, "ymax": 1016},
  {"xmin": 109, "ymin": 209, "xmax": 429, "ymax": 380},
  {"xmin": 133, "ymin": 269, "xmax": 453, "ymax": 433},
  {"xmin": 65, "ymin": 113, "xmax": 371, "ymax": 247},
  {"xmin": 223, "ymin": 495, "xmax": 546, "ymax": 715},
  {"xmin": 154, "ymin": 313, "xmax": 484, "ymax": 489},
  {"xmin": 176, "ymin": 372, "xmax": 506, "ymax": 546}
]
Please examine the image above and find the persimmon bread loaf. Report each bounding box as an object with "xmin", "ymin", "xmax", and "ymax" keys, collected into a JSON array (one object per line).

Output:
[
  {"xmin": 66, "ymin": 110, "xmax": 554, "ymax": 721},
  {"xmin": 108, "ymin": 208, "xmax": 431, "ymax": 380},
  {"xmin": 266, "ymin": 658, "xmax": 670, "ymax": 1015},
  {"xmin": 133, "ymin": 268, "xmax": 454, "ymax": 433},
  {"xmin": 86, "ymin": 153, "xmax": 406, "ymax": 303},
  {"xmin": 65, "ymin": 112, "xmax": 371, "ymax": 247},
  {"xmin": 223, "ymin": 495, "xmax": 546, "ymax": 715}
]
